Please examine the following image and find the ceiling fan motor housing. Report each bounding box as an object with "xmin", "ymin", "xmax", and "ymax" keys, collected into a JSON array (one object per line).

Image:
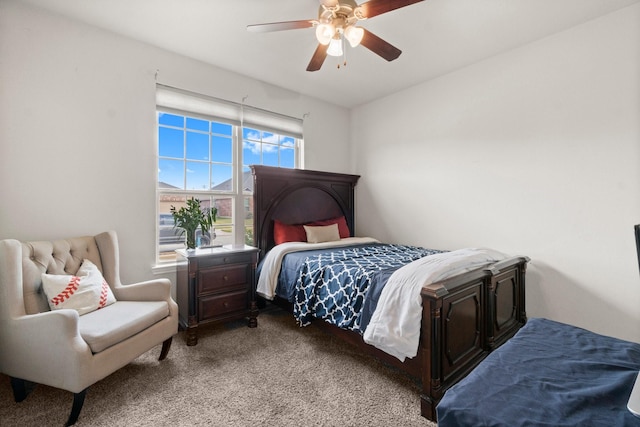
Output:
[{"xmin": 318, "ymin": 0, "xmax": 363, "ymax": 27}]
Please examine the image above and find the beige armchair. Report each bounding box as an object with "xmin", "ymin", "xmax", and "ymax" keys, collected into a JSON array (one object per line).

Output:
[{"xmin": 0, "ymin": 231, "xmax": 178, "ymax": 426}]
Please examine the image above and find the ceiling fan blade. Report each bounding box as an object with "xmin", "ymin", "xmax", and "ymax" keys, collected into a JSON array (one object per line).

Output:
[
  {"xmin": 306, "ymin": 44, "xmax": 329, "ymax": 72},
  {"xmin": 357, "ymin": 0, "xmax": 425, "ymax": 19},
  {"xmin": 247, "ymin": 20, "xmax": 314, "ymax": 33},
  {"xmin": 360, "ymin": 29, "xmax": 402, "ymax": 61}
]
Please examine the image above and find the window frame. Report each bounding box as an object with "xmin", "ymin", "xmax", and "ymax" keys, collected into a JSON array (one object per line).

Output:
[{"xmin": 155, "ymin": 107, "xmax": 301, "ymax": 265}]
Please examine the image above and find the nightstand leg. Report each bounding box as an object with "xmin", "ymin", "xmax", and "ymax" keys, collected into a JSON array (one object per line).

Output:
[
  {"xmin": 248, "ymin": 300, "xmax": 258, "ymax": 328},
  {"xmin": 186, "ymin": 323, "xmax": 198, "ymax": 346}
]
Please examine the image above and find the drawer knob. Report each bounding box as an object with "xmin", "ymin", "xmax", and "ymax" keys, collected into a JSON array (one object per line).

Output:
[
  {"xmin": 223, "ymin": 275, "xmax": 228, "ymax": 281},
  {"xmin": 223, "ymin": 301, "xmax": 229, "ymax": 308},
  {"xmin": 223, "ymin": 257, "xmax": 229, "ymax": 263}
]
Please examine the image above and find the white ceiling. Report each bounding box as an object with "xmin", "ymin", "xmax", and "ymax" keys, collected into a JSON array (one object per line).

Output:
[{"xmin": 16, "ymin": 0, "xmax": 640, "ymax": 108}]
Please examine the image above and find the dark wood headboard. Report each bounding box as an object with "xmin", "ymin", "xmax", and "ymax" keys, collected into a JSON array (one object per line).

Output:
[{"xmin": 250, "ymin": 165, "xmax": 360, "ymax": 257}]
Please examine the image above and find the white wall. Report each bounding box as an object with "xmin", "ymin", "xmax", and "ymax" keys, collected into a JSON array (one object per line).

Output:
[
  {"xmin": 1, "ymin": 0, "xmax": 639, "ymax": 343},
  {"xmin": 0, "ymin": 1, "xmax": 351, "ymax": 288},
  {"xmin": 352, "ymin": 4, "xmax": 640, "ymax": 343}
]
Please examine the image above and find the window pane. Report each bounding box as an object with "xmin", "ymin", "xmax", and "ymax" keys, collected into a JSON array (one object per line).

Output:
[
  {"xmin": 240, "ymin": 167, "xmax": 253, "ymax": 192},
  {"xmin": 262, "ymin": 143, "xmax": 279, "ymax": 166},
  {"xmin": 186, "ymin": 131, "xmax": 209, "ymax": 161},
  {"xmin": 281, "ymin": 136, "xmax": 295, "ymax": 147},
  {"xmin": 213, "ymin": 196, "xmax": 233, "ymax": 246},
  {"xmin": 211, "ymin": 164, "xmax": 233, "ymax": 191},
  {"xmin": 159, "ymin": 127, "xmax": 184, "ymax": 158},
  {"xmin": 158, "ymin": 112, "xmax": 184, "ymax": 127},
  {"xmin": 244, "ymin": 195, "xmax": 254, "ymax": 246},
  {"xmin": 243, "ymin": 140, "xmax": 261, "ymax": 166},
  {"xmin": 158, "ymin": 194, "xmax": 190, "ymax": 260},
  {"xmin": 158, "ymin": 159, "xmax": 184, "ymax": 189},
  {"xmin": 186, "ymin": 117, "xmax": 208, "ymax": 132},
  {"xmin": 186, "ymin": 161, "xmax": 209, "ymax": 190},
  {"xmin": 243, "ymin": 127, "xmax": 260, "ymax": 141},
  {"xmin": 212, "ymin": 135, "xmax": 232, "ymax": 163},
  {"xmin": 262, "ymin": 131, "xmax": 275, "ymax": 143},
  {"xmin": 212, "ymin": 122, "xmax": 232, "ymax": 136},
  {"xmin": 280, "ymin": 144, "xmax": 295, "ymax": 168}
]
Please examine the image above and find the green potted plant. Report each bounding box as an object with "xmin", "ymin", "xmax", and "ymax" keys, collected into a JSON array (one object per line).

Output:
[{"xmin": 170, "ymin": 198, "xmax": 217, "ymax": 250}]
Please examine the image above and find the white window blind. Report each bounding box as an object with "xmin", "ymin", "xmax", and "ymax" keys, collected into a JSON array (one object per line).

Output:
[{"xmin": 156, "ymin": 84, "xmax": 304, "ymax": 139}]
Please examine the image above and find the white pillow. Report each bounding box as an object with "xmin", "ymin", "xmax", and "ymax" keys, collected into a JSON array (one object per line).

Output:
[
  {"xmin": 303, "ymin": 223, "xmax": 341, "ymax": 244},
  {"xmin": 42, "ymin": 259, "xmax": 117, "ymax": 316}
]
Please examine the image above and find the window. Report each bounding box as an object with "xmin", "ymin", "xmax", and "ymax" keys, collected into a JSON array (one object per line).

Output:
[
  {"xmin": 242, "ymin": 127, "xmax": 297, "ymax": 169},
  {"xmin": 156, "ymin": 85, "xmax": 302, "ymax": 263}
]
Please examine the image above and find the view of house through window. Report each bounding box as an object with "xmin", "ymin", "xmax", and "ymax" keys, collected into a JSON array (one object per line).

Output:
[{"xmin": 157, "ymin": 110, "xmax": 299, "ymax": 263}]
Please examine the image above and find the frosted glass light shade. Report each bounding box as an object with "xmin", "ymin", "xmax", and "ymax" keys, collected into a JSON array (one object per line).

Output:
[
  {"xmin": 326, "ymin": 37, "xmax": 343, "ymax": 57},
  {"xmin": 344, "ymin": 26, "xmax": 364, "ymax": 47},
  {"xmin": 315, "ymin": 23, "xmax": 335, "ymax": 45}
]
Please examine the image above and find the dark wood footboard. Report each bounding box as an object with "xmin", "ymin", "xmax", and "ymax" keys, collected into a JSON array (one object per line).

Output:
[
  {"xmin": 419, "ymin": 256, "xmax": 529, "ymax": 420},
  {"xmin": 268, "ymin": 256, "xmax": 529, "ymax": 422}
]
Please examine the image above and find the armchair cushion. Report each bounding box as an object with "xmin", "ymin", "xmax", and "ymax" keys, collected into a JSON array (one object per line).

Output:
[
  {"xmin": 78, "ymin": 301, "xmax": 169, "ymax": 353},
  {"xmin": 41, "ymin": 259, "xmax": 116, "ymax": 316}
]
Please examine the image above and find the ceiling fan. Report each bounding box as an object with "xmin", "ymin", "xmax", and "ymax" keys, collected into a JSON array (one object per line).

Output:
[{"xmin": 247, "ymin": 0, "xmax": 425, "ymax": 71}]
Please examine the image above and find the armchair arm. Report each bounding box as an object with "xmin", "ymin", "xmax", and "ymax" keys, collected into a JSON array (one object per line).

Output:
[
  {"xmin": 9, "ymin": 309, "xmax": 88, "ymax": 350},
  {"xmin": 2, "ymin": 310, "xmax": 92, "ymax": 389},
  {"xmin": 112, "ymin": 278, "xmax": 172, "ymax": 302}
]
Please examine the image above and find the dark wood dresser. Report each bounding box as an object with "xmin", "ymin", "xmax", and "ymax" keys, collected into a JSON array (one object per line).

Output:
[{"xmin": 175, "ymin": 245, "xmax": 259, "ymax": 346}]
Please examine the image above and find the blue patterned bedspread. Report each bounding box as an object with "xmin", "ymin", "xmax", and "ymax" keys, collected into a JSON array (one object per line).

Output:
[{"xmin": 285, "ymin": 244, "xmax": 445, "ymax": 333}]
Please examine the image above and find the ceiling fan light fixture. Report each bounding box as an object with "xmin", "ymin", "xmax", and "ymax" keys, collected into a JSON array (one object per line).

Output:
[
  {"xmin": 315, "ymin": 23, "xmax": 335, "ymax": 45},
  {"xmin": 344, "ymin": 25, "xmax": 364, "ymax": 47},
  {"xmin": 326, "ymin": 37, "xmax": 343, "ymax": 57}
]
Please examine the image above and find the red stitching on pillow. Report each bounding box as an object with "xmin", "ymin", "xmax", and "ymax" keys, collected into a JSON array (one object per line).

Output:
[
  {"xmin": 98, "ymin": 279, "xmax": 109, "ymax": 308},
  {"xmin": 50, "ymin": 276, "xmax": 81, "ymax": 306}
]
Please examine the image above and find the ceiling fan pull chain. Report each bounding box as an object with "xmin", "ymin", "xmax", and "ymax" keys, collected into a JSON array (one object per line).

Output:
[{"xmin": 343, "ymin": 37, "xmax": 347, "ymax": 68}]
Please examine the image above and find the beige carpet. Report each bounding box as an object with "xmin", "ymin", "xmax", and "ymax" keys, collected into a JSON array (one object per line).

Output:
[{"xmin": 0, "ymin": 305, "xmax": 436, "ymax": 426}]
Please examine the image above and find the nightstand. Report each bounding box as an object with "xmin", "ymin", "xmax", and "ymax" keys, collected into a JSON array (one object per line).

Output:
[{"xmin": 175, "ymin": 245, "xmax": 259, "ymax": 346}]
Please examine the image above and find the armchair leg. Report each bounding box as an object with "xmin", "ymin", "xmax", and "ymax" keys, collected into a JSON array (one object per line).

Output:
[
  {"xmin": 10, "ymin": 377, "xmax": 36, "ymax": 402},
  {"xmin": 65, "ymin": 389, "xmax": 87, "ymax": 427},
  {"xmin": 159, "ymin": 337, "xmax": 173, "ymax": 361},
  {"xmin": 11, "ymin": 378, "xmax": 86, "ymax": 426}
]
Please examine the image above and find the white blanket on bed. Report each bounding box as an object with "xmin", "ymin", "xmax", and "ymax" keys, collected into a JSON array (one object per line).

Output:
[
  {"xmin": 256, "ymin": 237, "xmax": 380, "ymax": 300},
  {"xmin": 362, "ymin": 247, "xmax": 508, "ymax": 362}
]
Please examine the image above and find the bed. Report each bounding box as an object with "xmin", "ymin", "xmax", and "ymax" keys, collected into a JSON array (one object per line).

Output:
[
  {"xmin": 436, "ymin": 317, "xmax": 640, "ymax": 426},
  {"xmin": 250, "ymin": 165, "xmax": 530, "ymax": 420}
]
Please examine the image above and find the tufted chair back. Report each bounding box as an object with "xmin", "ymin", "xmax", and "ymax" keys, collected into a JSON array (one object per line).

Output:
[{"xmin": 20, "ymin": 237, "xmax": 104, "ymax": 315}]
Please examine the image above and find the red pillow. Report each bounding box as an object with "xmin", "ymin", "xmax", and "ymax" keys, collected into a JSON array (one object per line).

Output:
[
  {"xmin": 274, "ymin": 220, "xmax": 307, "ymax": 245},
  {"xmin": 273, "ymin": 216, "xmax": 351, "ymax": 245}
]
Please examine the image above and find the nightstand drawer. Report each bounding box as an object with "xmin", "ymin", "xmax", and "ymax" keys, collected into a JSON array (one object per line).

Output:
[
  {"xmin": 198, "ymin": 291, "xmax": 248, "ymax": 321},
  {"xmin": 198, "ymin": 264, "xmax": 248, "ymax": 294},
  {"xmin": 196, "ymin": 253, "xmax": 254, "ymax": 269}
]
